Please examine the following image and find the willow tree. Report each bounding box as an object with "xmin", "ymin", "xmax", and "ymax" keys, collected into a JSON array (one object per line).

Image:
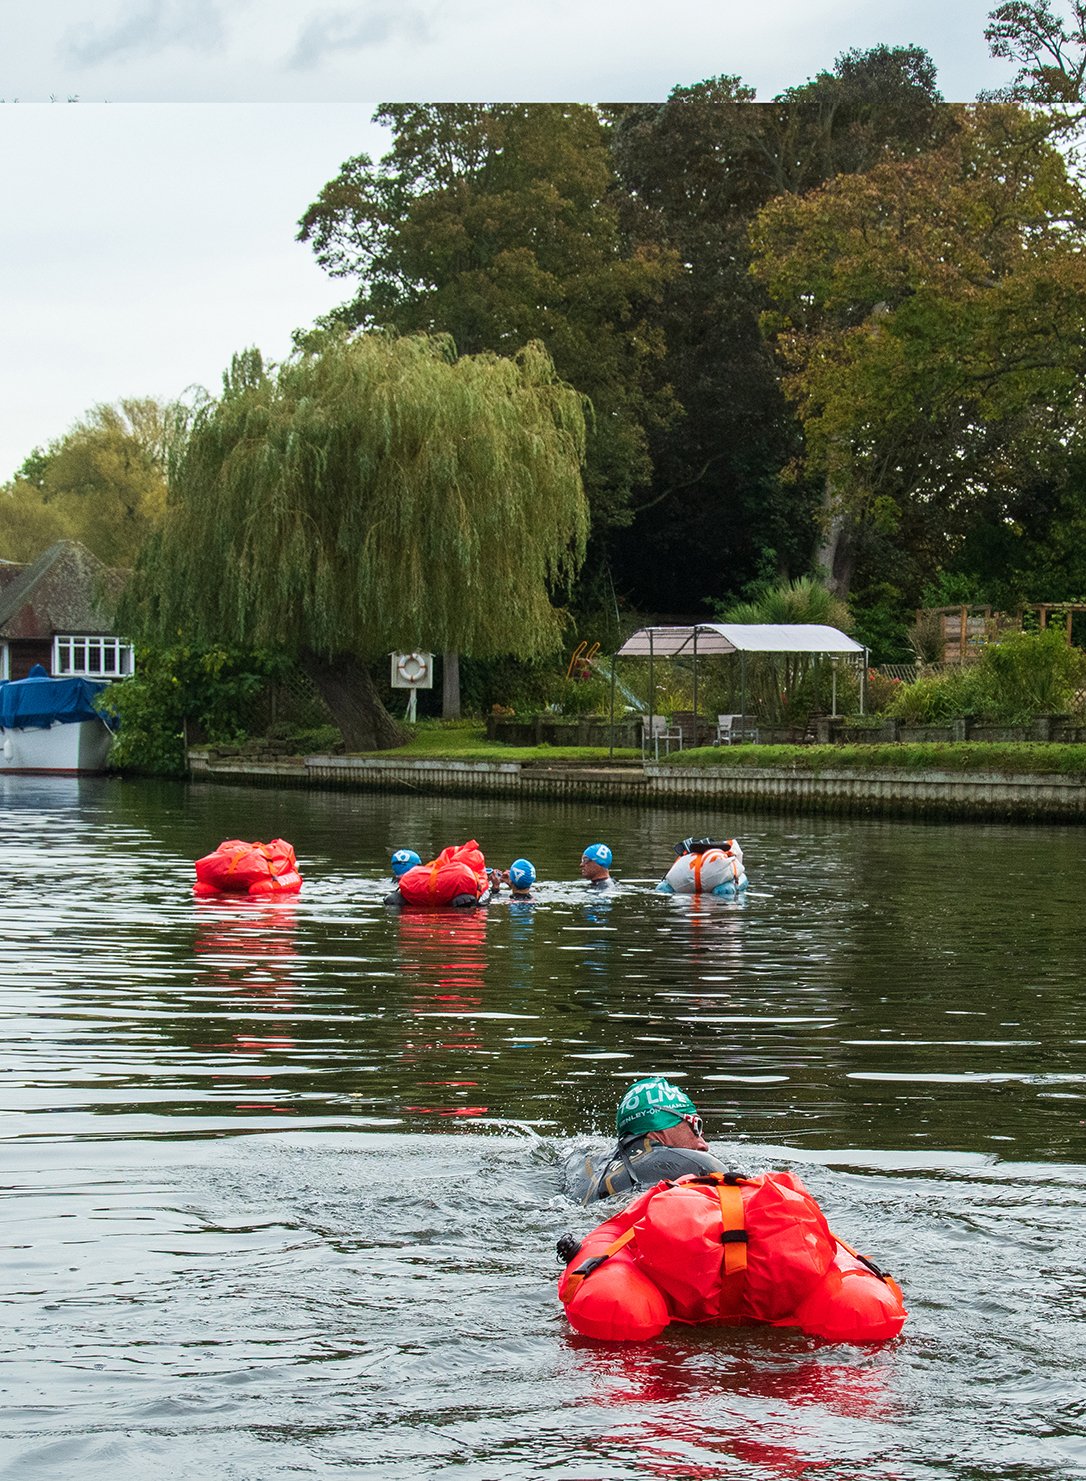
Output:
[{"xmin": 127, "ymin": 332, "xmax": 589, "ymax": 750}]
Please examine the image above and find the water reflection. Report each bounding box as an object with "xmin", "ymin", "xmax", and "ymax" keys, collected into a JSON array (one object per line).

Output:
[
  {"xmin": 396, "ymin": 908, "xmax": 490, "ymax": 1119},
  {"xmin": 571, "ymin": 1339, "xmax": 902, "ymax": 1478},
  {"xmin": 192, "ymin": 902, "xmax": 300, "ymax": 1111}
]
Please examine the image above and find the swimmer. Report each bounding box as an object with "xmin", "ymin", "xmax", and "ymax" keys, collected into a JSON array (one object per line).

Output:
[
  {"xmin": 567, "ymin": 1075, "xmax": 730, "ymax": 1204},
  {"xmin": 579, "ymin": 842, "xmax": 615, "ymax": 891}
]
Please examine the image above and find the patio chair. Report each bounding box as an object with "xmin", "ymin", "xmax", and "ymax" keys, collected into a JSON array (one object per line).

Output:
[
  {"xmin": 641, "ymin": 714, "xmax": 683, "ymax": 759},
  {"xmin": 715, "ymin": 713, "xmax": 757, "ymax": 744}
]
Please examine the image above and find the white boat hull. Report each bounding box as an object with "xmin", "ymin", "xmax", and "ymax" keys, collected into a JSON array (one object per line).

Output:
[{"xmin": 0, "ymin": 719, "xmax": 114, "ymax": 774}]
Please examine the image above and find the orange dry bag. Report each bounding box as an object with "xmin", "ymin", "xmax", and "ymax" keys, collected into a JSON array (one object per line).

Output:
[
  {"xmin": 193, "ymin": 838, "xmax": 303, "ymax": 897},
  {"xmin": 396, "ymin": 840, "xmax": 488, "ymax": 907},
  {"xmin": 559, "ymin": 1171, "xmax": 906, "ymax": 1346},
  {"xmin": 557, "ymin": 1186, "xmax": 670, "ymax": 1342}
]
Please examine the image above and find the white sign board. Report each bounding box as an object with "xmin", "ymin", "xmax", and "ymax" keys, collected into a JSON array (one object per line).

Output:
[{"xmin": 390, "ymin": 652, "xmax": 433, "ymax": 689}]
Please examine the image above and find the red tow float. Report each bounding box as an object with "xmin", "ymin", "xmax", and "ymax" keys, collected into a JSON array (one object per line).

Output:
[
  {"xmin": 193, "ymin": 838, "xmax": 303, "ymax": 898},
  {"xmin": 559, "ymin": 1170, "xmax": 906, "ymax": 1345}
]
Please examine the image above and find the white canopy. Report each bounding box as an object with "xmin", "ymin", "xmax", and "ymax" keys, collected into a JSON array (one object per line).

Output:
[{"xmin": 616, "ymin": 623, "xmax": 865, "ymax": 658}]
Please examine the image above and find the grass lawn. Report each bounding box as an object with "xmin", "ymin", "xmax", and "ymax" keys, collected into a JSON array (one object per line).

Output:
[
  {"xmin": 348, "ymin": 722, "xmax": 1086, "ymax": 777},
  {"xmin": 662, "ymin": 741, "xmax": 1086, "ymax": 776},
  {"xmin": 361, "ymin": 719, "xmax": 642, "ymax": 764}
]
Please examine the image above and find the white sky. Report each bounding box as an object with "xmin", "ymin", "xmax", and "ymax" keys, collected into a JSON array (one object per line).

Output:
[{"xmin": 1, "ymin": 0, "xmax": 1015, "ymax": 481}]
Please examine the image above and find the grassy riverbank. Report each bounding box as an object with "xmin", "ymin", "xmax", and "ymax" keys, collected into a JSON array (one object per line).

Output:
[
  {"xmin": 664, "ymin": 741, "xmax": 1086, "ymax": 775},
  {"xmin": 307, "ymin": 722, "xmax": 1086, "ymax": 776}
]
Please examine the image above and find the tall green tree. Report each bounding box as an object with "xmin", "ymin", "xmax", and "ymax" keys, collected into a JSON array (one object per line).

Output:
[
  {"xmin": 603, "ymin": 48, "xmax": 946, "ymax": 610},
  {"xmin": 750, "ymin": 103, "xmax": 1086, "ymax": 602},
  {"xmin": 125, "ymin": 333, "xmax": 590, "ymax": 750},
  {"xmin": 986, "ymin": 1, "xmax": 1086, "ymax": 102},
  {"xmin": 297, "ymin": 104, "xmax": 677, "ymax": 547},
  {"xmin": 0, "ymin": 399, "xmax": 170, "ymax": 565}
]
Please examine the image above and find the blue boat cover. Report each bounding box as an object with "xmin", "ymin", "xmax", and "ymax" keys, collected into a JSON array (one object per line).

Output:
[{"xmin": 0, "ymin": 664, "xmax": 112, "ymax": 730}]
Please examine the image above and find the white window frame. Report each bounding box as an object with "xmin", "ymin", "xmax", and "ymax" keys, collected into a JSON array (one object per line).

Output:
[
  {"xmin": 53, "ymin": 634, "xmax": 135, "ymax": 679},
  {"xmin": 0, "ymin": 641, "xmax": 8, "ymax": 681}
]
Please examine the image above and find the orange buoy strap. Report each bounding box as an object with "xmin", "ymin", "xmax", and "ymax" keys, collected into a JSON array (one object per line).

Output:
[
  {"xmin": 563, "ymin": 1227, "xmax": 637, "ymax": 1301},
  {"xmin": 716, "ymin": 1179, "xmax": 749, "ymax": 1279}
]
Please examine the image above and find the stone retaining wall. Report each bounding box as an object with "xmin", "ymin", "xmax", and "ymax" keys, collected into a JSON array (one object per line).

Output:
[
  {"xmin": 645, "ymin": 765, "xmax": 1086, "ymax": 820},
  {"xmin": 187, "ymin": 749, "xmax": 1086, "ymax": 821}
]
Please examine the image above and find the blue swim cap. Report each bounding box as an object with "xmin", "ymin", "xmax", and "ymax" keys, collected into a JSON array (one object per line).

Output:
[
  {"xmin": 391, "ymin": 849, "xmax": 421, "ymax": 878},
  {"xmin": 582, "ymin": 842, "xmax": 612, "ymax": 868},
  {"xmin": 508, "ymin": 858, "xmax": 536, "ymax": 891}
]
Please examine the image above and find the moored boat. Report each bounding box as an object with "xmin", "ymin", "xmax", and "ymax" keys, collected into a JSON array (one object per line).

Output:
[{"xmin": 0, "ymin": 665, "xmax": 116, "ymax": 775}]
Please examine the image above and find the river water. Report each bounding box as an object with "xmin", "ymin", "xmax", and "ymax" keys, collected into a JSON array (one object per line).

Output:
[{"xmin": 0, "ymin": 776, "xmax": 1083, "ymax": 1479}]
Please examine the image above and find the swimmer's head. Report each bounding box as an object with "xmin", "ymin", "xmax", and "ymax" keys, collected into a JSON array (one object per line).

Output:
[
  {"xmin": 574, "ymin": 841, "xmax": 610, "ymax": 870},
  {"xmin": 391, "ymin": 849, "xmax": 421, "ymax": 878},
  {"xmin": 507, "ymin": 858, "xmax": 536, "ymax": 892},
  {"xmin": 616, "ymin": 1076, "xmax": 696, "ymax": 1137}
]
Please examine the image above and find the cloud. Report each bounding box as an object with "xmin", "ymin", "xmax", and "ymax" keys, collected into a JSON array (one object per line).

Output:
[
  {"xmin": 288, "ymin": 7, "xmax": 432, "ymax": 71},
  {"xmin": 61, "ymin": 0, "xmax": 227, "ymax": 67}
]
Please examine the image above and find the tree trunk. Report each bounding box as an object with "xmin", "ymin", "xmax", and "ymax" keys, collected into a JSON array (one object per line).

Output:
[
  {"xmin": 816, "ymin": 481, "xmax": 858, "ymax": 600},
  {"xmin": 442, "ymin": 649, "xmax": 461, "ymax": 719},
  {"xmin": 300, "ymin": 650, "xmax": 407, "ymax": 752}
]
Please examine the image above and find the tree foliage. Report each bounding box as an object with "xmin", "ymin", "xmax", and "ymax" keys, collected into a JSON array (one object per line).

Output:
[
  {"xmin": 297, "ymin": 104, "xmax": 678, "ymax": 541},
  {"xmin": 750, "ymin": 103, "xmax": 1086, "ymax": 602},
  {"xmin": 0, "ymin": 399, "xmax": 170, "ymax": 565},
  {"xmin": 125, "ymin": 332, "xmax": 590, "ymax": 749},
  {"xmin": 985, "ymin": 1, "xmax": 1086, "ymax": 102},
  {"xmin": 603, "ymin": 48, "xmax": 946, "ymax": 610}
]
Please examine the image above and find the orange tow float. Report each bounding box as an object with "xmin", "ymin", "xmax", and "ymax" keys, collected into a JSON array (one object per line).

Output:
[
  {"xmin": 559, "ymin": 1170, "xmax": 906, "ymax": 1344},
  {"xmin": 193, "ymin": 838, "xmax": 303, "ymax": 898},
  {"xmin": 395, "ymin": 840, "xmax": 489, "ymax": 907}
]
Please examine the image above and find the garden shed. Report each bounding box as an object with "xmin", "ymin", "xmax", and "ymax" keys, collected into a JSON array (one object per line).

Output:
[{"xmin": 610, "ymin": 622, "xmax": 868, "ymax": 752}]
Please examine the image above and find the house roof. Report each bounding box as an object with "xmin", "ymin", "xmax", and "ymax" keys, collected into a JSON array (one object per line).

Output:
[
  {"xmin": 0, "ymin": 559, "xmax": 26, "ymax": 597},
  {"xmin": 615, "ymin": 623, "xmax": 865, "ymax": 657},
  {"xmin": 0, "ymin": 540, "xmax": 128, "ymax": 640}
]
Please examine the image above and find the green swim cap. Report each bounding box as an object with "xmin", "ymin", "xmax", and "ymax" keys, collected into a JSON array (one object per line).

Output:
[{"xmin": 616, "ymin": 1076, "xmax": 696, "ymax": 1137}]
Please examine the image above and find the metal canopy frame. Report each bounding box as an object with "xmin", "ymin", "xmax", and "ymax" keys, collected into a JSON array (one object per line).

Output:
[{"xmin": 608, "ymin": 623, "xmax": 868, "ymax": 757}]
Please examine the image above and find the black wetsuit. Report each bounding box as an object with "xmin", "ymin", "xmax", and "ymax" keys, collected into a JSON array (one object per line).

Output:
[{"xmin": 570, "ymin": 1134, "xmax": 730, "ymax": 1204}]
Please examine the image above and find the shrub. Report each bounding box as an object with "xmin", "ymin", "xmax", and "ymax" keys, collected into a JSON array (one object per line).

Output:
[
  {"xmin": 972, "ymin": 629, "xmax": 1086, "ymax": 722},
  {"xmin": 864, "ymin": 668, "xmax": 906, "ymax": 714},
  {"xmin": 884, "ymin": 668, "xmax": 983, "ymax": 724},
  {"xmin": 884, "ymin": 631, "xmax": 1086, "ymax": 725},
  {"xmin": 104, "ymin": 645, "xmax": 297, "ymax": 776},
  {"xmin": 548, "ymin": 673, "xmax": 615, "ymax": 716}
]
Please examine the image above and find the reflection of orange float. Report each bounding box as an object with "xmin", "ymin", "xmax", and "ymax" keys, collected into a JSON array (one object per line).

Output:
[
  {"xmin": 193, "ymin": 838, "xmax": 303, "ymax": 897},
  {"xmin": 396, "ymin": 840, "xmax": 488, "ymax": 907},
  {"xmin": 559, "ymin": 1170, "xmax": 906, "ymax": 1345}
]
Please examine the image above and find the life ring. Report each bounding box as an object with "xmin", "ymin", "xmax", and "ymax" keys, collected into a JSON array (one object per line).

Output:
[{"xmin": 396, "ymin": 652, "xmax": 430, "ymax": 685}]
